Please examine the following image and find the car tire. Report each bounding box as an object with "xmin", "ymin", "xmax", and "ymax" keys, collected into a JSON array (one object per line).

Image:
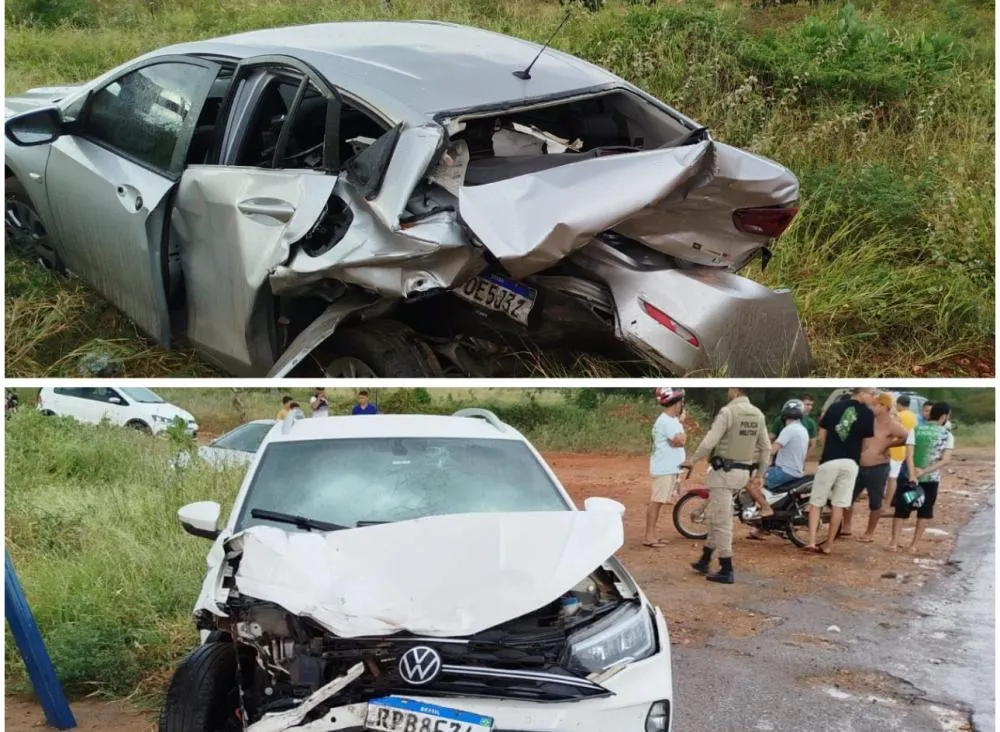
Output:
[
  {"xmin": 127, "ymin": 419, "xmax": 152, "ymax": 434},
  {"xmin": 5, "ymin": 176, "xmax": 65, "ymax": 273},
  {"xmin": 311, "ymin": 320, "xmax": 445, "ymax": 377},
  {"xmin": 39, "ymin": 410, "xmax": 55, "ymax": 417},
  {"xmin": 159, "ymin": 642, "xmax": 241, "ymax": 732}
]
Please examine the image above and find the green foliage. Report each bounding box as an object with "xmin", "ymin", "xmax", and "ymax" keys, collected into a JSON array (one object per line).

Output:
[
  {"xmin": 412, "ymin": 388, "xmax": 433, "ymax": 405},
  {"xmin": 6, "ymin": 0, "xmax": 97, "ymax": 28},
  {"xmin": 573, "ymin": 389, "xmax": 601, "ymax": 410}
]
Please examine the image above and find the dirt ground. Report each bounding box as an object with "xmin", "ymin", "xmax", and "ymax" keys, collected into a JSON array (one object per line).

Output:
[{"xmin": 5, "ymin": 447, "xmax": 993, "ymax": 732}]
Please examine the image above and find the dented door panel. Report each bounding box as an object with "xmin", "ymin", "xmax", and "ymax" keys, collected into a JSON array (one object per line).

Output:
[{"xmin": 171, "ymin": 166, "xmax": 339, "ymax": 373}]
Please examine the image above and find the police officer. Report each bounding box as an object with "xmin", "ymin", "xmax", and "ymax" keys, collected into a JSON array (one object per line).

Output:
[{"xmin": 681, "ymin": 387, "xmax": 770, "ymax": 584}]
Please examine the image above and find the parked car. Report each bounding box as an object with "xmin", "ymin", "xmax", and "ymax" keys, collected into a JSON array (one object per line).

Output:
[
  {"xmin": 176, "ymin": 418, "xmax": 277, "ymax": 470},
  {"xmin": 5, "ymin": 21, "xmax": 809, "ymax": 378},
  {"xmin": 36, "ymin": 386, "xmax": 197, "ymax": 435},
  {"xmin": 163, "ymin": 408, "xmax": 674, "ymax": 732}
]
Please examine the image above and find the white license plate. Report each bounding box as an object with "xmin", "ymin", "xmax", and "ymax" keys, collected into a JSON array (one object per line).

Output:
[
  {"xmin": 454, "ymin": 273, "xmax": 536, "ymax": 326},
  {"xmin": 365, "ymin": 697, "xmax": 494, "ymax": 732}
]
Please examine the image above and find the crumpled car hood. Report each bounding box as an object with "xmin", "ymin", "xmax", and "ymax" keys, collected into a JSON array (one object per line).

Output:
[
  {"xmin": 196, "ymin": 510, "xmax": 623, "ymax": 638},
  {"xmin": 5, "ymin": 85, "xmax": 82, "ymax": 118}
]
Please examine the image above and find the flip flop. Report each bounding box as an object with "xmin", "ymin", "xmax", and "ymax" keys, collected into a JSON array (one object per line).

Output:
[
  {"xmin": 746, "ymin": 534, "xmax": 766, "ymax": 541},
  {"xmin": 802, "ymin": 546, "xmax": 824, "ymax": 554},
  {"xmin": 643, "ymin": 541, "xmax": 669, "ymax": 548},
  {"xmin": 856, "ymin": 536, "xmax": 875, "ymax": 543}
]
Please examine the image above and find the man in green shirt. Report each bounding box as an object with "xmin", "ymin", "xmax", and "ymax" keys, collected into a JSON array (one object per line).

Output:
[
  {"xmin": 770, "ymin": 393, "xmax": 817, "ymax": 452},
  {"xmin": 889, "ymin": 402, "xmax": 953, "ymax": 553}
]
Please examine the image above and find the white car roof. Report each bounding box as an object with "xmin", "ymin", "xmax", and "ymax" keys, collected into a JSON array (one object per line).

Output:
[{"xmin": 265, "ymin": 413, "xmax": 520, "ymax": 444}]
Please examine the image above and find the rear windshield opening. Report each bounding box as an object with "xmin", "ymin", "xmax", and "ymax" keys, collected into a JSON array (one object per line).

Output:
[{"xmin": 437, "ymin": 90, "xmax": 693, "ymax": 188}]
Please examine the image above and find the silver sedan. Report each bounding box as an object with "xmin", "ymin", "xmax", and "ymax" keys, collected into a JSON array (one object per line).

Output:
[{"xmin": 5, "ymin": 21, "xmax": 810, "ymax": 377}]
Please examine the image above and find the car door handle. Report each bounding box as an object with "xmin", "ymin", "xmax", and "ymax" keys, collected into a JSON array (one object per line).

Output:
[
  {"xmin": 116, "ymin": 184, "xmax": 144, "ymax": 213},
  {"xmin": 237, "ymin": 198, "xmax": 296, "ymax": 223}
]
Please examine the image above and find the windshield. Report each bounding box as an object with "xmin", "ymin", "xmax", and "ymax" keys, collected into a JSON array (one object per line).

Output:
[
  {"xmin": 120, "ymin": 387, "xmax": 165, "ymax": 404},
  {"xmin": 211, "ymin": 422, "xmax": 274, "ymax": 453},
  {"xmin": 235, "ymin": 437, "xmax": 569, "ymax": 532}
]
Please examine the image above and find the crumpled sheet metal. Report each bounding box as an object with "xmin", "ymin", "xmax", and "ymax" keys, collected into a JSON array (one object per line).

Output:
[
  {"xmin": 269, "ymin": 177, "xmax": 484, "ymax": 301},
  {"xmin": 204, "ymin": 510, "xmax": 623, "ymax": 638},
  {"xmin": 457, "ymin": 142, "xmax": 714, "ymax": 279}
]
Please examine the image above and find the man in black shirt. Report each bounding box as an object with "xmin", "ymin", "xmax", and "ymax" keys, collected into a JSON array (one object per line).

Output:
[{"xmin": 803, "ymin": 387, "xmax": 877, "ymax": 554}]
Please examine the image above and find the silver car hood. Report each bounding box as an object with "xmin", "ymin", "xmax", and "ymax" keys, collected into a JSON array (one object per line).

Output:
[
  {"xmin": 5, "ymin": 85, "xmax": 82, "ymax": 118},
  {"xmin": 194, "ymin": 510, "xmax": 623, "ymax": 638}
]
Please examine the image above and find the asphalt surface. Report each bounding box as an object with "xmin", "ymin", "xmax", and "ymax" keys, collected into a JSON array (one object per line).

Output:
[{"xmin": 671, "ymin": 489, "xmax": 994, "ymax": 732}]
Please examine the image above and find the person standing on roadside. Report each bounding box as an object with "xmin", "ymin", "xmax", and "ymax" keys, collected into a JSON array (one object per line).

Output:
[
  {"xmin": 770, "ymin": 393, "xmax": 817, "ymax": 452},
  {"xmin": 803, "ymin": 387, "xmax": 876, "ymax": 554},
  {"xmin": 644, "ymin": 387, "xmax": 686, "ymax": 548},
  {"xmin": 921, "ymin": 401, "xmax": 934, "ymax": 425},
  {"xmin": 276, "ymin": 395, "xmax": 293, "ymax": 421},
  {"xmin": 351, "ymin": 390, "xmax": 379, "ymax": 415},
  {"xmin": 843, "ymin": 392, "xmax": 908, "ymax": 542},
  {"xmin": 310, "ymin": 387, "xmax": 329, "ymax": 418},
  {"xmin": 682, "ymin": 387, "xmax": 770, "ymax": 584},
  {"xmin": 886, "ymin": 394, "xmax": 919, "ymax": 509},
  {"xmin": 889, "ymin": 402, "xmax": 954, "ymax": 553}
]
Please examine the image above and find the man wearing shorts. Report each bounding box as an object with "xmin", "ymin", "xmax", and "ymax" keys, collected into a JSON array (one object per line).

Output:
[
  {"xmin": 844, "ymin": 392, "xmax": 908, "ymax": 541},
  {"xmin": 804, "ymin": 387, "xmax": 876, "ymax": 554},
  {"xmin": 644, "ymin": 388, "xmax": 686, "ymax": 548},
  {"xmin": 890, "ymin": 402, "xmax": 953, "ymax": 553},
  {"xmin": 886, "ymin": 395, "xmax": 919, "ymax": 509}
]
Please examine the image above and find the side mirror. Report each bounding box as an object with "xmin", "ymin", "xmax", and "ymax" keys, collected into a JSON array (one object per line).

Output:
[
  {"xmin": 178, "ymin": 501, "xmax": 221, "ymax": 540},
  {"xmin": 5, "ymin": 107, "xmax": 63, "ymax": 147},
  {"xmin": 108, "ymin": 396, "xmax": 122, "ymax": 404},
  {"xmin": 584, "ymin": 496, "xmax": 626, "ymax": 516}
]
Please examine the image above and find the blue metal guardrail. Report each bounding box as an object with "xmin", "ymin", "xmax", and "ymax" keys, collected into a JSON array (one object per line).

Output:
[{"xmin": 5, "ymin": 552, "xmax": 77, "ymax": 729}]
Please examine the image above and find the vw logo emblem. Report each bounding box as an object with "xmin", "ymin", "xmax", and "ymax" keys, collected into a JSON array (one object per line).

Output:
[{"xmin": 398, "ymin": 645, "xmax": 442, "ymax": 685}]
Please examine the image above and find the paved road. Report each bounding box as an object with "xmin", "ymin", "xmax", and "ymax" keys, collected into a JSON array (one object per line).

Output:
[{"xmin": 672, "ymin": 489, "xmax": 994, "ymax": 732}]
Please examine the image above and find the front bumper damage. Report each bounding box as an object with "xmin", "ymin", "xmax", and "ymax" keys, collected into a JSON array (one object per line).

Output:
[{"xmin": 190, "ymin": 511, "xmax": 673, "ymax": 732}]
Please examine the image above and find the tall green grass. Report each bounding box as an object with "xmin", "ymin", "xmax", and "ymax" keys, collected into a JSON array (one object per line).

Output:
[{"xmin": 4, "ymin": 0, "xmax": 994, "ymax": 377}]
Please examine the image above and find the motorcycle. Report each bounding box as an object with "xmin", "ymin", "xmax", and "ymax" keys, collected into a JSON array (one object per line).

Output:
[{"xmin": 672, "ymin": 472, "xmax": 830, "ymax": 548}]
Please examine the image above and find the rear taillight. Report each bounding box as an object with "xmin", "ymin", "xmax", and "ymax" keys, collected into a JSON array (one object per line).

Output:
[
  {"xmin": 733, "ymin": 205, "xmax": 798, "ymax": 238},
  {"xmin": 641, "ymin": 301, "xmax": 700, "ymax": 348}
]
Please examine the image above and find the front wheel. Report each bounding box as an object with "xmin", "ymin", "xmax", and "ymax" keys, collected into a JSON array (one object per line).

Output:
[
  {"xmin": 127, "ymin": 419, "xmax": 152, "ymax": 434},
  {"xmin": 673, "ymin": 491, "xmax": 710, "ymax": 540},
  {"xmin": 786, "ymin": 492, "xmax": 829, "ymax": 547},
  {"xmin": 159, "ymin": 643, "xmax": 241, "ymax": 732}
]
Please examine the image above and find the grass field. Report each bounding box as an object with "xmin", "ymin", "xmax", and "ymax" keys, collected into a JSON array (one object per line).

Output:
[
  {"xmin": 5, "ymin": 387, "xmax": 993, "ymax": 701},
  {"xmin": 4, "ymin": 0, "xmax": 995, "ymax": 377}
]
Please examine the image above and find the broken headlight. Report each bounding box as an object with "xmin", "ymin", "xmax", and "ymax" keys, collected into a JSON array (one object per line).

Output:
[{"xmin": 565, "ymin": 603, "xmax": 655, "ymax": 673}]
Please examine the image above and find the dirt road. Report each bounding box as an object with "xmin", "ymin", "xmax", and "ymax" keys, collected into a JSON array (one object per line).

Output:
[{"xmin": 6, "ymin": 447, "xmax": 993, "ymax": 732}]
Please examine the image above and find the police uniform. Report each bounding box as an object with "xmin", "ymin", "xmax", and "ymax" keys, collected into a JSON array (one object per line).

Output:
[{"xmin": 689, "ymin": 395, "xmax": 770, "ymax": 581}]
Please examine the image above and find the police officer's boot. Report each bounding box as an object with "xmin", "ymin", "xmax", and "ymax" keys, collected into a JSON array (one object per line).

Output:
[
  {"xmin": 691, "ymin": 547, "xmax": 713, "ymax": 575},
  {"xmin": 707, "ymin": 557, "xmax": 734, "ymax": 584}
]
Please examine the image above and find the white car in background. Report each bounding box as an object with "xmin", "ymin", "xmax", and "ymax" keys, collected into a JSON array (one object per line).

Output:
[
  {"xmin": 163, "ymin": 408, "xmax": 674, "ymax": 732},
  {"xmin": 176, "ymin": 419, "xmax": 277, "ymax": 470},
  {"xmin": 36, "ymin": 386, "xmax": 197, "ymax": 435}
]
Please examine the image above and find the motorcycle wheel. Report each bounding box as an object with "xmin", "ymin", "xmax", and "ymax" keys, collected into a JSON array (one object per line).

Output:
[
  {"xmin": 786, "ymin": 501, "xmax": 830, "ymax": 547},
  {"xmin": 672, "ymin": 491, "xmax": 710, "ymax": 540}
]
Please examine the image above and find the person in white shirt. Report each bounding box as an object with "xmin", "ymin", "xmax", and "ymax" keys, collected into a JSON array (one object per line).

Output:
[
  {"xmin": 748, "ymin": 399, "xmax": 808, "ymax": 540},
  {"xmin": 645, "ymin": 387, "xmax": 686, "ymax": 548}
]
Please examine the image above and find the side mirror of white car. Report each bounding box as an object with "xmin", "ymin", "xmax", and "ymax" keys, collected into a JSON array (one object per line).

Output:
[
  {"xmin": 108, "ymin": 396, "xmax": 122, "ymax": 404},
  {"xmin": 178, "ymin": 501, "xmax": 222, "ymax": 540},
  {"xmin": 584, "ymin": 496, "xmax": 626, "ymax": 515}
]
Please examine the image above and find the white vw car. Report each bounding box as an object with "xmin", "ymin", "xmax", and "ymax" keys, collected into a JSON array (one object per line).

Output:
[
  {"xmin": 36, "ymin": 386, "xmax": 197, "ymax": 435},
  {"xmin": 163, "ymin": 409, "xmax": 673, "ymax": 732}
]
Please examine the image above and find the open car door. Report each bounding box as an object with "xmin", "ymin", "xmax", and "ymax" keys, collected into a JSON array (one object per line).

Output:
[{"xmin": 170, "ymin": 166, "xmax": 339, "ymax": 375}]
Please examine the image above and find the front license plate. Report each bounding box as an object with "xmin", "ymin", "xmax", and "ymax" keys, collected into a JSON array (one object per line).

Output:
[
  {"xmin": 453, "ymin": 273, "xmax": 536, "ymax": 326},
  {"xmin": 365, "ymin": 696, "xmax": 494, "ymax": 732}
]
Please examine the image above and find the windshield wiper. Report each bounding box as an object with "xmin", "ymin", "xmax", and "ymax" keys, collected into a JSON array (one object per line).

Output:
[{"xmin": 251, "ymin": 508, "xmax": 347, "ymax": 532}]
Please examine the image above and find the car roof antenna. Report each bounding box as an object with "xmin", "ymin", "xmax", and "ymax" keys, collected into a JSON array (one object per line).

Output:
[{"xmin": 513, "ymin": 10, "xmax": 571, "ymax": 81}]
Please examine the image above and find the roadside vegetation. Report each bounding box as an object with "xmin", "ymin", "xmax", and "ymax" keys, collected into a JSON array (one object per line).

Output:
[
  {"xmin": 5, "ymin": 0, "xmax": 994, "ymax": 377},
  {"xmin": 4, "ymin": 387, "xmax": 993, "ymax": 700}
]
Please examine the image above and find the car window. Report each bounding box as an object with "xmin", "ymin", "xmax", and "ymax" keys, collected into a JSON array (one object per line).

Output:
[
  {"xmin": 120, "ymin": 387, "xmax": 165, "ymax": 404},
  {"xmin": 235, "ymin": 437, "xmax": 569, "ymax": 531},
  {"xmin": 84, "ymin": 61, "xmax": 218, "ymax": 174},
  {"xmin": 211, "ymin": 423, "xmax": 274, "ymax": 454},
  {"xmin": 51, "ymin": 387, "xmax": 126, "ymax": 404}
]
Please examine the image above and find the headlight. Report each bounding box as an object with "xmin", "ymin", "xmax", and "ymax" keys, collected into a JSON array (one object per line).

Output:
[
  {"xmin": 152, "ymin": 414, "xmax": 170, "ymax": 424},
  {"xmin": 565, "ymin": 604, "xmax": 656, "ymax": 673}
]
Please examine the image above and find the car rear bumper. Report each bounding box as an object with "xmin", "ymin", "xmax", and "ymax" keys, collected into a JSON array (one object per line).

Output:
[{"xmin": 575, "ymin": 242, "xmax": 811, "ymax": 377}]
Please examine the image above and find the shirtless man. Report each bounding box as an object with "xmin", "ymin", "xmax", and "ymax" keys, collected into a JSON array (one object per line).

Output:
[{"xmin": 843, "ymin": 392, "xmax": 908, "ymax": 541}]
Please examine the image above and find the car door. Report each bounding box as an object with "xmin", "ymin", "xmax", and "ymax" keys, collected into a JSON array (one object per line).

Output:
[
  {"xmin": 170, "ymin": 59, "xmax": 342, "ymax": 375},
  {"xmin": 52, "ymin": 387, "xmax": 104, "ymax": 425},
  {"xmin": 42, "ymin": 55, "xmax": 223, "ymax": 347}
]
